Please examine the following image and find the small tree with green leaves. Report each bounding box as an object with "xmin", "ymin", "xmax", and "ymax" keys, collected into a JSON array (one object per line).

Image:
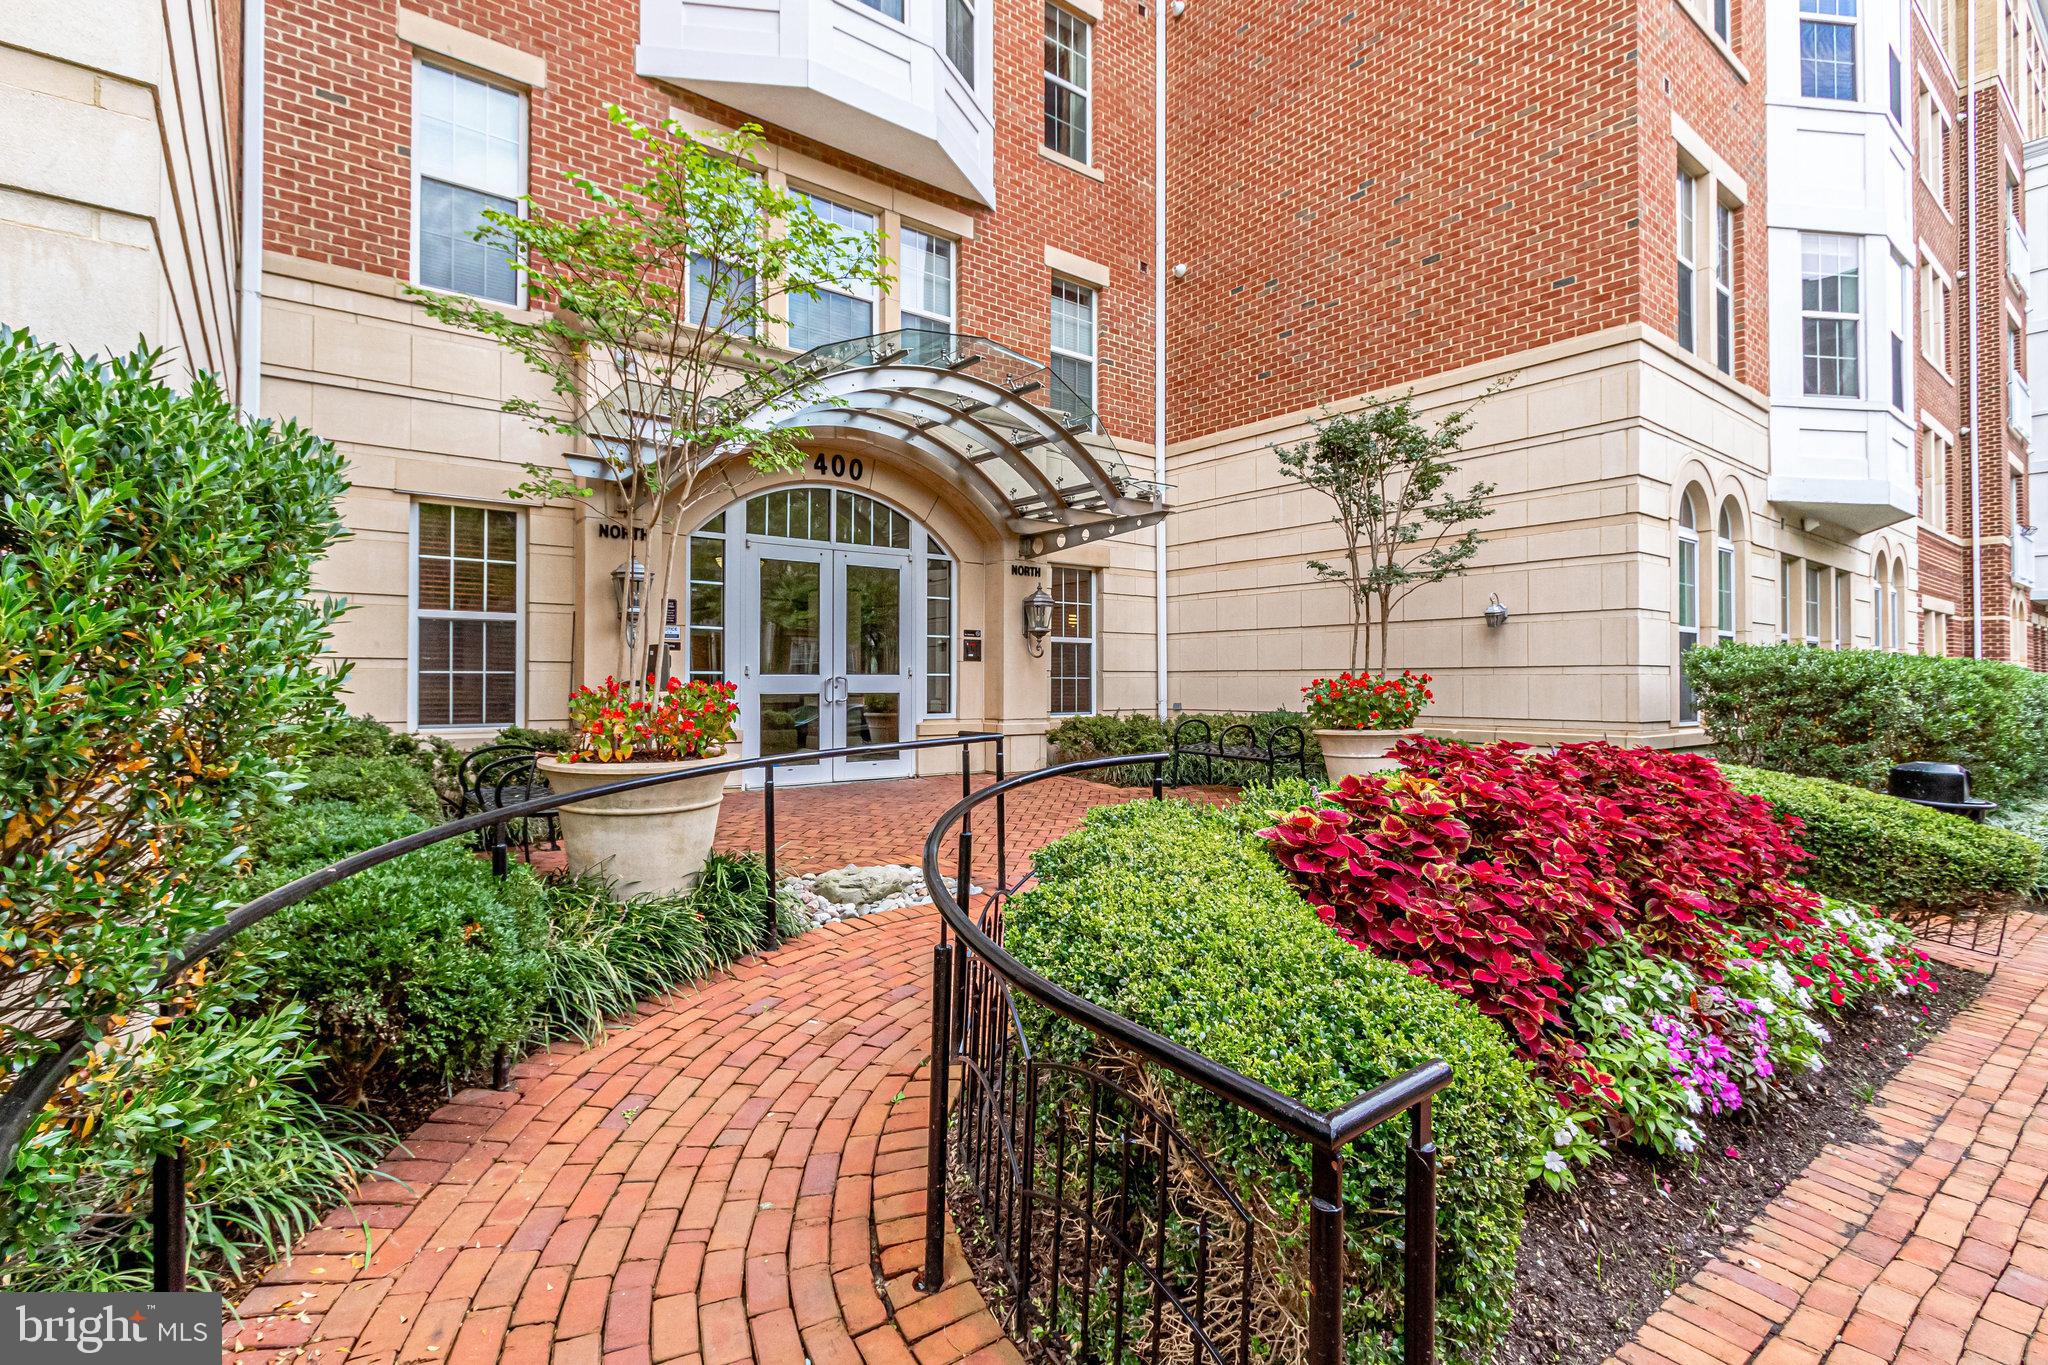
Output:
[
  {"xmin": 411, "ymin": 110, "xmax": 890, "ymax": 684},
  {"xmin": 1278, "ymin": 392, "xmax": 1498, "ymax": 675}
]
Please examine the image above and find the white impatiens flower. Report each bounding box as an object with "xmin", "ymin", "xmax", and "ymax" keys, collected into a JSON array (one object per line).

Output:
[
  {"xmin": 1811, "ymin": 1021, "xmax": 1832, "ymax": 1044},
  {"xmin": 1543, "ymin": 1150, "xmax": 1569, "ymax": 1173},
  {"xmin": 1806, "ymin": 1056, "xmax": 1824, "ymax": 1072},
  {"xmin": 1554, "ymin": 1121, "xmax": 1580, "ymax": 1148},
  {"xmin": 1672, "ymin": 1128, "xmax": 1697, "ymax": 1153},
  {"xmin": 1597, "ymin": 993, "xmax": 1625, "ymax": 1015},
  {"xmin": 1755, "ymin": 997, "xmax": 1776, "ymax": 1015},
  {"xmin": 1684, "ymin": 1089, "xmax": 1703, "ymax": 1114},
  {"xmin": 1769, "ymin": 963, "xmax": 1795, "ymax": 993}
]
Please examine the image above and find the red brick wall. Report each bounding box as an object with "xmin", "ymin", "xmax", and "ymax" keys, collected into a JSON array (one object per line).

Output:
[
  {"xmin": 260, "ymin": 0, "xmax": 1160, "ymax": 439},
  {"xmin": 1161, "ymin": 0, "xmax": 1767, "ymax": 445},
  {"xmin": 1912, "ymin": 12, "xmax": 1965, "ymax": 652}
]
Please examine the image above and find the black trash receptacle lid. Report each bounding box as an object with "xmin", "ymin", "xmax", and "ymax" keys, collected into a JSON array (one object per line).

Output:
[{"xmin": 1888, "ymin": 761, "xmax": 1973, "ymax": 805}]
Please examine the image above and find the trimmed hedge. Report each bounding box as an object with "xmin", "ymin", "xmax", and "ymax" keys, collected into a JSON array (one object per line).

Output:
[
  {"xmin": 1687, "ymin": 642, "xmax": 2048, "ymax": 799},
  {"xmin": 1723, "ymin": 765, "xmax": 2040, "ymax": 914},
  {"xmin": 1008, "ymin": 798, "xmax": 1539, "ymax": 1364}
]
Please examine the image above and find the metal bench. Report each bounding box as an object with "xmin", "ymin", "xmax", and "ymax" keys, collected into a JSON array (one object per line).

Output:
[
  {"xmin": 1169, "ymin": 717, "xmax": 1311, "ymax": 786},
  {"xmin": 452, "ymin": 743, "xmax": 558, "ymax": 859}
]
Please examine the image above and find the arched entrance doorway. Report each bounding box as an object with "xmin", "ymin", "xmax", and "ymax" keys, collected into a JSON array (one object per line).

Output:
[{"xmin": 688, "ymin": 484, "xmax": 953, "ymax": 784}]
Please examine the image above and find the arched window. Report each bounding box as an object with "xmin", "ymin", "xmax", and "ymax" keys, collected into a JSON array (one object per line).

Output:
[
  {"xmin": 1890, "ymin": 558, "xmax": 1906, "ymax": 652},
  {"xmin": 1873, "ymin": 553, "xmax": 1889, "ymax": 649},
  {"xmin": 1715, "ymin": 500, "xmax": 1739, "ymax": 643},
  {"xmin": 1677, "ymin": 487, "xmax": 1704, "ymax": 723}
]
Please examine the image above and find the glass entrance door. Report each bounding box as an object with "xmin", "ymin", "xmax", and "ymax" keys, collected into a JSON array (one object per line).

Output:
[
  {"xmin": 834, "ymin": 551, "xmax": 913, "ymax": 779},
  {"xmin": 754, "ymin": 545, "xmax": 830, "ymax": 778}
]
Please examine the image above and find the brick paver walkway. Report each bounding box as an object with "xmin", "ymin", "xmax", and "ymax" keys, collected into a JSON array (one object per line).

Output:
[
  {"xmin": 225, "ymin": 774, "xmax": 1184, "ymax": 1365},
  {"xmin": 1611, "ymin": 914, "xmax": 2048, "ymax": 1365}
]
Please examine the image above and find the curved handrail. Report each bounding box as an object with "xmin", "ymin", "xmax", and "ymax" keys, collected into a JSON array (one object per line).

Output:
[
  {"xmin": 920, "ymin": 752, "xmax": 1453, "ymax": 1149},
  {"xmin": 0, "ymin": 733, "xmax": 1000, "ymax": 1182}
]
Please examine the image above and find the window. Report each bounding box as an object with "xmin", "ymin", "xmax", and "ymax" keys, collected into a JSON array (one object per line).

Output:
[
  {"xmin": 1676, "ymin": 170, "xmax": 1699, "ymax": 353},
  {"xmin": 1713, "ymin": 201, "xmax": 1735, "ymax": 375},
  {"xmin": 1712, "ymin": 0, "xmax": 1730, "ymax": 43},
  {"xmin": 414, "ymin": 503, "xmax": 520, "ymax": 728},
  {"xmin": 946, "ymin": 0, "xmax": 976, "ymax": 86},
  {"xmin": 1050, "ymin": 278, "xmax": 1098, "ymax": 405},
  {"xmin": 788, "ymin": 193, "xmax": 878, "ymax": 350},
  {"xmin": 1890, "ymin": 560, "xmax": 1905, "ymax": 650},
  {"xmin": 1044, "ymin": 3, "xmax": 1092, "ymax": 163},
  {"xmin": 1835, "ymin": 568, "xmax": 1852, "ymax": 647},
  {"xmin": 1677, "ymin": 492, "xmax": 1702, "ymax": 723},
  {"xmin": 1919, "ymin": 90, "xmax": 1949, "ymax": 197},
  {"xmin": 413, "ymin": 63, "xmax": 525, "ymax": 304},
  {"xmin": 1891, "ymin": 258, "xmax": 1907, "ymax": 412},
  {"xmin": 1920, "ymin": 261, "xmax": 1950, "ymax": 370},
  {"xmin": 1049, "ymin": 565, "xmax": 1096, "ymax": 715},
  {"xmin": 1779, "ymin": 557, "xmax": 1795, "ymax": 642},
  {"xmin": 686, "ymin": 513, "xmax": 727, "ymax": 683},
  {"xmin": 901, "ymin": 228, "xmax": 956, "ymax": 334},
  {"xmin": 1889, "ymin": 48, "xmax": 1903, "ymax": 123},
  {"xmin": 1873, "ymin": 554, "xmax": 1888, "ymax": 648},
  {"xmin": 1715, "ymin": 502, "xmax": 1737, "ymax": 642},
  {"xmin": 1801, "ymin": 233, "xmax": 1861, "ymax": 397},
  {"xmin": 926, "ymin": 550, "xmax": 955, "ymax": 716},
  {"xmin": 854, "ymin": 0, "xmax": 904, "ymax": 17},
  {"xmin": 1923, "ymin": 429, "xmax": 1951, "ymax": 530},
  {"xmin": 1924, "ymin": 608, "xmax": 1950, "ymax": 656},
  {"xmin": 688, "ymin": 255, "xmax": 755, "ymax": 338},
  {"xmin": 1800, "ymin": 0, "xmax": 1858, "ymax": 101},
  {"xmin": 1804, "ymin": 563, "xmax": 1823, "ymax": 644}
]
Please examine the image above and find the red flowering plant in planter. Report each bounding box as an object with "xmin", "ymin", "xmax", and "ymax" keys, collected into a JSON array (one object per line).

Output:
[
  {"xmin": 560, "ymin": 675, "xmax": 739, "ymax": 762},
  {"xmin": 1302, "ymin": 669, "xmax": 1434, "ymax": 730}
]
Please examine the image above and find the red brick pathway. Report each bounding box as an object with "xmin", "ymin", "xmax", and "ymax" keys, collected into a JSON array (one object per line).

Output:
[
  {"xmin": 1609, "ymin": 913, "xmax": 2048, "ymax": 1365},
  {"xmin": 225, "ymin": 775, "xmax": 1186, "ymax": 1364}
]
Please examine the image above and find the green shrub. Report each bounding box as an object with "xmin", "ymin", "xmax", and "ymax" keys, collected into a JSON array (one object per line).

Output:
[
  {"xmin": 1688, "ymin": 642, "xmax": 2048, "ymax": 799},
  {"xmin": 1723, "ymin": 765, "xmax": 2040, "ymax": 914},
  {"xmin": 243, "ymin": 801, "xmax": 548, "ymax": 1103},
  {"xmin": 531, "ymin": 855, "xmax": 807, "ymax": 1045},
  {"xmin": 289, "ymin": 714, "xmax": 454, "ymax": 815},
  {"xmin": 1047, "ymin": 709, "xmax": 1326, "ymax": 787},
  {"xmin": 0, "ymin": 1005, "xmax": 385, "ymax": 1290},
  {"xmin": 1988, "ymin": 795, "xmax": 2048, "ymax": 899},
  {"xmin": 1007, "ymin": 798, "xmax": 1539, "ymax": 1364},
  {"xmin": 498, "ymin": 725, "xmax": 575, "ymax": 753},
  {"xmin": 0, "ymin": 330, "xmax": 346, "ymax": 1166}
]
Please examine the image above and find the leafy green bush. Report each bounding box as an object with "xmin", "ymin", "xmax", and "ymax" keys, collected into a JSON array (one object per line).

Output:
[
  {"xmin": 0, "ymin": 1005, "xmax": 385, "ymax": 1290},
  {"xmin": 0, "ymin": 331, "xmax": 346, "ymax": 1173},
  {"xmin": 1047, "ymin": 709, "xmax": 1326, "ymax": 787},
  {"xmin": 531, "ymin": 854, "xmax": 807, "ymax": 1044},
  {"xmin": 499, "ymin": 725, "xmax": 574, "ymax": 754},
  {"xmin": 1008, "ymin": 798, "xmax": 1539, "ymax": 1364},
  {"xmin": 1988, "ymin": 795, "xmax": 2048, "ymax": 899},
  {"xmin": 1688, "ymin": 642, "xmax": 2048, "ymax": 798},
  {"xmin": 242, "ymin": 800, "xmax": 548, "ymax": 1103},
  {"xmin": 1723, "ymin": 765, "xmax": 2040, "ymax": 913},
  {"xmin": 287, "ymin": 714, "xmax": 451, "ymax": 816}
]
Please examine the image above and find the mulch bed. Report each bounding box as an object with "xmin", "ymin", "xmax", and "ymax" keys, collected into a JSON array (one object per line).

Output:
[{"xmin": 1497, "ymin": 957, "xmax": 1990, "ymax": 1365}]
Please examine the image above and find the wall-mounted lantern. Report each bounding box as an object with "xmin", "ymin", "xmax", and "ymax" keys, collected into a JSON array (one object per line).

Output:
[
  {"xmin": 1023, "ymin": 585, "xmax": 1056, "ymax": 657},
  {"xmin": 612, "ymin": 560, "xmax": 648, "ymax": 627},
  {"xmin": 1484, "ymin": 593, "xmax": 1510, "ymax": 629}
]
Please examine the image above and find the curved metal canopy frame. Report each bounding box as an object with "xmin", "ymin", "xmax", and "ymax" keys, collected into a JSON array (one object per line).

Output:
[{"xmin": 578, "ymin": 330, "xmax": 1170, "ymax": 559}]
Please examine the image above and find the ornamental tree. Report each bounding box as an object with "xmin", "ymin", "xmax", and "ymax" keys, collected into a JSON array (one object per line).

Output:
[
  {"xmin": 0, "ymin": 330, "xmax": 347, "ymax": 1184},
  {"xmin": 1276, "ymin": 391, "xmax": 1499, "ymax": 674},
  {"xmin": 411, "ymin": 110, "xmax": 890, "ymax": 685}
]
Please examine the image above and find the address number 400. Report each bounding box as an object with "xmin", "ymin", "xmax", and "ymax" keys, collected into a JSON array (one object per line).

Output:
[{"xmin": 813, "ymin": 453, "xmax": 864, "ymax": 481}]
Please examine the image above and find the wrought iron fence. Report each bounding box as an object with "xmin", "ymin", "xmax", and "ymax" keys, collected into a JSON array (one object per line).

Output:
[
  {"xmin": 919, "ymin": 754, "xmax": 1452, "ymax": 1365},
  {"xmin": 0, "ymin": 732, "xmax": 1002, "ymax": 1293}
]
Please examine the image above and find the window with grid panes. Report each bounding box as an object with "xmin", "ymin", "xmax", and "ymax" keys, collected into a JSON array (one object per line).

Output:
[
  {"xmin": 1713, "ymin": 201, "xmax": 1735, "ymax": 374},
  {"xmin": 946, "ymin": 0, "xmax": 976, "ymax": 85},
  {"xmin": 687, "ymin": 513, "xmax": 727, "ymax": 683},
  {"xmin": 1044, "ymin": 4, "xmax": 1091, "ymax": 162},
  {"xmin": 1799, "ymin": 0, "xmax": 1857, "ymax": 101},
  {"xmin": 901, "ymin": 228, "xmax": 956, "ymax": 334},
  {"xmin": 788, "ymin": 193, "xmax": 878, "ymax": 350},
  {"xmin": 1801, "ymin": 233, "xmax": 1861, "ymax": 396},
  {"xmin": 415, "ymin": 503, "xmax": 519, "ymax": 727},
  {"xmin": 1049, "ymin": 566, "xmax": 1095, "ymax": 715},
  {"xmin": 1050, "ymin": 278, "xmax": 1097, "ymax": 408},
  {"xmin": 413, "ymin": 63, "xmax": 524, "ymax": 304},
  {"xmin": 926, "ymin": 551, "xmax": 955, "ymax": 716},
  {"xmin": 1676, "ymin": 169, "xmax": 1699, "ymax": 353}
]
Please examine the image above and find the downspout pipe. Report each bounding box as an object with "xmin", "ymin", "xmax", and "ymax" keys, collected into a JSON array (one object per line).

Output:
[
  {"xmin": 1968, "ymin": 0, "xmax": 1984, "ymax": 657},
  {"xmin": 1152, "ymin": 0, "xmax": 1168, "ymax": 720},
  {"xmin": 237, "ymin": 0, "xmax": 265, "ymax": 416}
]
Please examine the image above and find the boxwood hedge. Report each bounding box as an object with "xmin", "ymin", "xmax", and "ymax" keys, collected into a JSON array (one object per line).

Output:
[
  {"xmin": 1006, "ymin": 796, "xmax": 1540, "ymax": 1364},
  {"xmin": 1723, "ymin": 764, "xmax": 2040, "ymax": 914}
]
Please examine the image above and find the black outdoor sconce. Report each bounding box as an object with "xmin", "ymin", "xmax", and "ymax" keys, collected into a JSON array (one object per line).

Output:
[
  {"xmin": 611, "ymin": 559, "xmax": 648, "ymax": 627},
  {"xmin": 1023, "ymin": 584, "xmax": 1056, "ymax": 657}
]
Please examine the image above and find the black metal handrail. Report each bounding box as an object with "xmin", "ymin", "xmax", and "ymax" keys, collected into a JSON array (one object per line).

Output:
[
  {"xmin": 0, "ymin": 731, "xmax": 1001, "ymax": 1292},
  {"xmin": 917, "ymin": 752, "xmax": 1452, "ymax": 1365}
]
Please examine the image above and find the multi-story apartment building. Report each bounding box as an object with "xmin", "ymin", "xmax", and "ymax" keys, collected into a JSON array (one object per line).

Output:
[{"xmin": 9, "ymin": 0, "xmax": 2048, "ymax": 772}]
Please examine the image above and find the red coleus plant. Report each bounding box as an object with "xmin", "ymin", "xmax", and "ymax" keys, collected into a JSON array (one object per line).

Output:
[{"xmin": 1262, "ymin": 740, "xmax": 1829, "ymax": 1105}]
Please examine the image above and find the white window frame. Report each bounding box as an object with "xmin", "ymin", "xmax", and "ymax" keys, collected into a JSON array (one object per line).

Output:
[
  {"xmin": 852, "ymin": 0, "xmax": 906, "ymax": 21},
  {"xmin": 901, "ymin": 226, "xmax": 958, "ymax": 334},
  {"xmin": 1873, "ymin": 556, "xmax": 1889, "ymax": 649},
  {"xmin": 1044, "ymin": 2, "xmax": 1093, "ymax": 165},
  {"xmin": 1920, "ymin": 254, "xmax": 1951, "ymax": 372},
  {"xmin": 787, "ymin": 190, "xmax": 880, "ymax": 351},
  {"xmin": 1677, "ymin": 493, "xmax": 1701, "ymax": 724},
  {"xmin": 1048, "ymin": 564, "xmax": 1097, "ymax": 717},
  {"xmin": 1676, "ymin": 169, "xmax": 1699, "ymax": 354},
  {"xmin": 1804, "ymin": 562, "xmax": 1824, "ymax": 645},
  {"xmin": 408, "ymin": 500, "xmax": 526, "ymax": 733},
  {"xmin": 1799, "ymin": 0, "xmax": 1859, "ymax": 102},
  {"xmin": 1779, "ymin": 557, "xmax": 1795, "ymax": 642},
  {"xmin": 1715, "ymin": 504, "xmax": 1737, "ymax": 643},
  {"xmin": 1800, "ymin": 232, "xmax": 1862, "ymax": 399},
  {"xmin": 1713, "ymin": 199, "xmax": 1735, "ymax": 375},
  {"xmin": 1835, "ymin": 568, "xmax": 1852, "ymax": 648},
  {"xmin": 1919, "ymin": 89, "xmax": 1950, "ymax": 199},
  {"xmin": 410, "ymin": 60, "xmax": 528, "ymax": 307},
  {"xmin": 1923, "ymin": 427, "xmax": 1951, "ymax": 530},
  {"xmin": 925, "ymin": 546, "xmax": 957, "ymax": 718},
  {"xmin": 1050, "ymin": 276, "xmax": 1099, "ymax": 407},
  {"xmin": 945, "ymin": 0, "xmax": 977, "ymax": 88}
]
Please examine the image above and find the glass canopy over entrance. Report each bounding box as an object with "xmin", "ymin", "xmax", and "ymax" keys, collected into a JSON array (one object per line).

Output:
[{"xmin": 578, "ymin": 330, "xmax": 1170, "ymax": 559}]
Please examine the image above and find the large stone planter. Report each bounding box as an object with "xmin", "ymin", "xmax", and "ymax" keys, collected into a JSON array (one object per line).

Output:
[
  {"xmin": 535, "ymin": 753, "xmax": 729, "ymax": 898},
  {"xmin": 1315, "ymin": 728, "xmax": 1420, "ymax": 783}
]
